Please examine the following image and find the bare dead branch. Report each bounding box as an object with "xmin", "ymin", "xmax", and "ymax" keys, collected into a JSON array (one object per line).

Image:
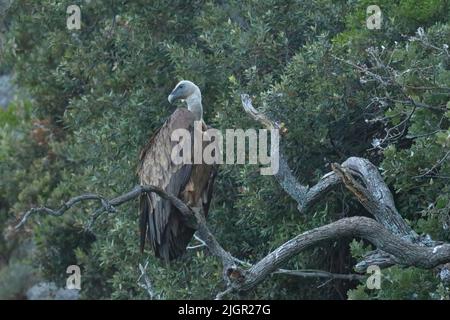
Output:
[
  {"xmin": 16, "ymin": 183, "xmax": 238, "ymax": 285},
  {"xmin": 274, "ymin": 268, "xmax": 365, "ymax": 281},
  {"xmin": 236, "ymin": 216, "xmax": 450, "ymax": 292},
  {"xmin": 241, "ymin": 94, "xmax": 281, "ymax": 130},
  {"xmin": 229, "ymin": 252, "xmax": 364, "ymax": 282},
  {"xmin": 137, "ymin": 260, "xmax": 158, "ymax": 299},
  {"xmin": 187, "ymin": 234, "xmax": 208, "ymax": 250},
  {"xmin": 16, "ymin": 185, "xmax": 198, "ymax": 230},
  {"xmin": 241, "ymin": 94, "xmax": 340, "ymax": 213},
  {"xmin": 239, "ymin": 94, "xmax": 444, "ymax": 277},
  {"xmin": 240, "ymin": 94, "xmax": 415, "ymax": 236},
  {"xmin": 413, "ymin": 150, "xmax": 450, "ymax": 179},
  {"xmin": 15, "ymin": 194, "xmax": 117, "ymax": 229},
  {"xmin": 409, "ymin": 27, "xmax": 450, "ymax": 58},
  {"xmin": 354, "ymin": 249, "xmax": 397, "ymax": 273},
  {"xmin": 331, "ymin": 159, "xmax": 416, "ymax": 238},
  {"xmin": 333, "ymin": 49, "xmax": 448, "ymax": 150}
]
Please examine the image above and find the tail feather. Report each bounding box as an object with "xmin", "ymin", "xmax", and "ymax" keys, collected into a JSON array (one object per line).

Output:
[
  {"xmin": 139, "ymin": 194, "xmax": 149, "ymax": 253},
  {"xmin": 138, "ymin": 165, "xmax": 217, "ymax": 260}
]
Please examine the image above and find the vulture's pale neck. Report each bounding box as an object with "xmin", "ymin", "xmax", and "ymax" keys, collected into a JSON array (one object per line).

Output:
[{"xmin": 186, "ymin": 89, "xmax": 203, "ymax": 121}]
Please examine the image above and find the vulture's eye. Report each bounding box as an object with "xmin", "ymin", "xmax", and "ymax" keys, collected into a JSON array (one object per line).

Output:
[{"xmin": 179, "ymin": 85, "xmax": 184, "ymax": 89}]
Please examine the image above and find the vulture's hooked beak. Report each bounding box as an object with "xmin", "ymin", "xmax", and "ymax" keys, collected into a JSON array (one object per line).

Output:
[
  {"xmin": 168, "ymin": 88, "xmax": 179, "ymax": 104},
  {"xmin": 168, "ymin": 93, "xmax": 175, "ymax": 104}
]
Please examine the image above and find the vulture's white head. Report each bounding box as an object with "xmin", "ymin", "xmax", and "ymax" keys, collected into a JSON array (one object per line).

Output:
[{"xmin": 168, "ymin": 80, "xmax": 203, "ymax": 120}]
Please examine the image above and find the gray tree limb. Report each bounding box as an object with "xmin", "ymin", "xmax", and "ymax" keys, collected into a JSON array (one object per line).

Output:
[
  {"xmin": 235, "ymin": 216, "xmax": 450, "ymax": 292},
  {"xmin": 274, "ymin": 269, "xmax": 365, "ymax": 281},
  {"xmin": 239, "ymin": 94, "xmax": 442, "ymax": 276},
  {"xmin": 15, "ymin": 184, "xmax": 238, "ymax": 285},
  {"xmin": 241, "ymin": 94, "xmax": 340, "ymax": 213}
]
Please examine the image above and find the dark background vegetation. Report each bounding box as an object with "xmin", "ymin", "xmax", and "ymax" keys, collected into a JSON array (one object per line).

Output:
[{"xmin": 0, "ymin": 0, "xmax": 449, "ymax": 299}]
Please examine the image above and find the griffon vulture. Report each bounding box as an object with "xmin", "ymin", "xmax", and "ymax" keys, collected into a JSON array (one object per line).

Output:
[{"xmin": 138, "ymin": 80, "xmax": 217, "ymax": 261}]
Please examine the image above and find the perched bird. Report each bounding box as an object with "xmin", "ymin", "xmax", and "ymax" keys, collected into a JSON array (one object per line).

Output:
[{"xmin": 138, "ymin": 80, "xmax": 217, "ymax": 261}]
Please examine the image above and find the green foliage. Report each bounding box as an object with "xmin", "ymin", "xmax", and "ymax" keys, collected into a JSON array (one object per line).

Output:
[
  {"xmin": 348, "ymin": 266, "xmax": 442, "ymax": 300},
  {"xmin": 349, "ymin": 240, "xmax": 373, "ymax": 260},
  {"xmin": 1, "ymin": 0, "xmax": 449, "ymax": 299}
]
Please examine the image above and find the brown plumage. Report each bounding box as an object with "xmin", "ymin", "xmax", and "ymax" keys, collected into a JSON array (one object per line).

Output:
[{"xmin": 137, "ymin": 81, "xmax": 217, "ymax": 261}]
